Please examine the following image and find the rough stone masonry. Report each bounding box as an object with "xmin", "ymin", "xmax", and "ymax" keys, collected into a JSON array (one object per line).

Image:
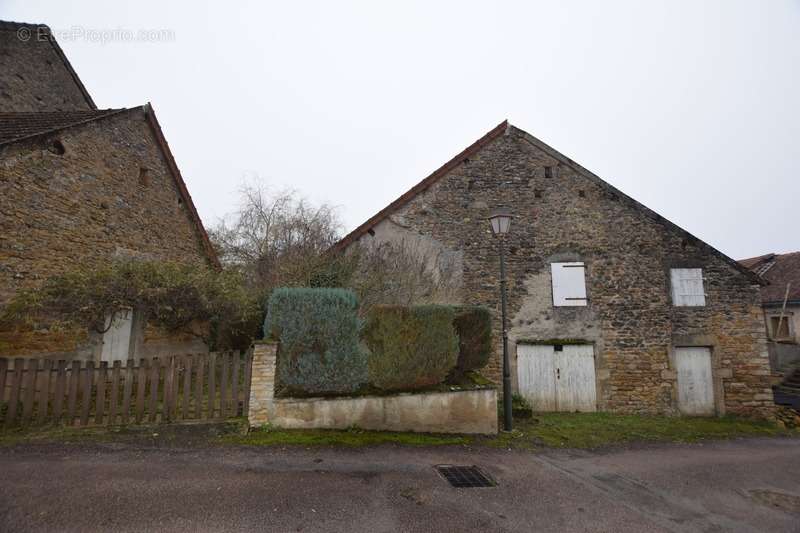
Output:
[{"xmin": 337, "ymin": 122, "xmax": 774, "ymax": 418}]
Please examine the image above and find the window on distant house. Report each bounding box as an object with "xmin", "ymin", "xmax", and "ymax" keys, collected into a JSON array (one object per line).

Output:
[
  {"xmin": 670, "ymin": 268, "xmax": 706, "ymax": 307},
  {"xmin": 768, "ymin": 315, "xmax": 793, "ymax": 341},
  {"xmin": 551, "ymin": 262, "xmax": 587, "ymax": 306}
]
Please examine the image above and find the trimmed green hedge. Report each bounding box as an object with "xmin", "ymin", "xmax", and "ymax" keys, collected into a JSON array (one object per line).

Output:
[
  {"xmin": 265, "ymin": 288, "xmax": 367, "ymax": 395},
  {"xmin": 452, "ymin": 306, "xmax": 493, "ymax": 375},
  {"xmin": 363, "ymin": 305, "xmax": 459, "ymax": 391}
]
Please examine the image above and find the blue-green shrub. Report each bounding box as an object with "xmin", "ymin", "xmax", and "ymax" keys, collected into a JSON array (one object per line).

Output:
[{"xmin": 265, "ymin": 288, "xmax": 367, "ymax": 395}]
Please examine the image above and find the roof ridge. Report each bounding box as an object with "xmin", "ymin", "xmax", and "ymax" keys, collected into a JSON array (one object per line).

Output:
[
  {"xmin": 332, "ymin": 120, "xmax": 509, "ymax": 251},
  {"xmin": 332, "ymin": 120, "xmax": 762, "ymax": 285},
  {"xmin": 142, "ymin": 103, "xmax": 220, "ymax": 269},
  {"xmin": 509, "ymin": 125, "xmax": 763, "ymax": 285}
]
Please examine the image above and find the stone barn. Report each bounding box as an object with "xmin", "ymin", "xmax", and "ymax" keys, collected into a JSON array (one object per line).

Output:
[
  {"xmin": 334, "ymin": 120, "xmax": 774, "ymax": 417},
  {"xmin": 0, "ymin": 21, "xmax": 218, "ymax": 362}
]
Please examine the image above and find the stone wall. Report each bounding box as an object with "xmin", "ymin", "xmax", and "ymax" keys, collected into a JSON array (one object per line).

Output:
[
  {"xmin": 0, "ymin": 107, "xmax": 214, "ymax": 358},
  {"xmin": 247, "ymin": 342, "xmax": 498, "ymax": 434},
  {"xmin": 346, "ymin": 125, "xmax": 774, "ymax": 417},
  {"xmin": 0, "ymin": 24, "xmax": 93, "ymax": 112}
]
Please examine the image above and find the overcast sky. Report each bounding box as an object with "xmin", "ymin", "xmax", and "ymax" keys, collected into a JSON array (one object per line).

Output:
[{"xmin": 4, "ymin": 0, "xmax": 798, "ymax": 259}]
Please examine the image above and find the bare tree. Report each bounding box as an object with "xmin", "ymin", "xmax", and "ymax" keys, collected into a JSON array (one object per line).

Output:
[
  {"xmin": 210, "ymin": 183, "xmax": 462, "ymax": 312},
  {"xmin": 347, "ymin": 239, "xmax": 462, "ymax": 316},
  {"xmin": 209, "ymin": 184, "xmax": 343, "ymax": 292}
]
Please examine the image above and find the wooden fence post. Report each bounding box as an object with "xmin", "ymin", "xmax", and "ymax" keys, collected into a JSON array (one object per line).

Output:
[
  {"xmin": 5, "ymin": 359, "xmax": 24, "ymax": 428},
  {"xmin": 37, "ymin": 359, "xmax": 53, "ymax": 424},
  {"xmin": 194, "ymin": 354, "xmax": 204, "ymax": 419},
  {"xmin": 181, "ymin": 355, "xmax": 192, "ymax": 420},
  {"xmin": 0, "ymin": 359, "xmax": 7, "ymax": 405},
  {"xmin": 243, "ymin": 349, "xmax": 253, "ymax": 417},
  {"xmin": 109, "ymin": 361, "xmax": 121, "ymax": 426},
  {"xmin": 164, "ymin": 357, "xmax": 174, "ymax": 422},
  {"xmin": 148, "ymin": 359, "xmax": 160, "ymax": 423},
  {"xmin": 122, "ymin": 359, "xmax": 134, "ymax": 425},
  {"xmin": 208, "ymin": 353, "xmax": 217, "ymax": 419},
  {"xmin": 21, "ymin": 358, "xmax": 38, "ymax": 426},
  {"xmin": 95, "ymin": 361, "xmax": 107, "ymax": 425},
  {"xmin": 67, "ymin": 360, "xmax": 80, "ymax": 426},
  {"xmin": 80, "ymin": 361, "xmax": 93, "ymax": 426},
  {"xmin": 135, "ymin": 358, "xmax": 148, "ymax": 424},
  {"xmin": 231, "ymin": 352, "xmax": 240, "ymax": 417},
  {"xmin": 53, "ymin": 360, "xmax": 67, "ymax": 423}
]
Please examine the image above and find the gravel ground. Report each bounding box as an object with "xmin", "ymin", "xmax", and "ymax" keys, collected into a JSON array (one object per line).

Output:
[{"xmin": 0, "ymin": 436, "xmax": 798, "ymax": 532}]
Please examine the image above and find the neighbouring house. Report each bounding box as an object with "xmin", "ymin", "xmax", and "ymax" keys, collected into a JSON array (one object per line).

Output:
[
  {"xmin": 740, "ymin": 252, "xmax": 800, "ymax": 408},
  {"xmin": 0, "ymin": 21, "xmax": 218, "ymax": 362},
  {"xmin": 334, "ymin": 121, "xmax": 774, "ymax": 417}
]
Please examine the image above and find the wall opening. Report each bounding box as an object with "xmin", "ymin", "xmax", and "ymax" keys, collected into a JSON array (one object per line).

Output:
[
  {"xmin": 138, "ymin": 167, "xmax": 151, "ymax": 187},
  {"xmin": 47, "ymin": 139, "xmax": 65, "ymax": 156}
]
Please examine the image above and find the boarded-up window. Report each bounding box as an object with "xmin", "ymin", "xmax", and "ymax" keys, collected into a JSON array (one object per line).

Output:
[
  {"xmin": 769, "ymin": 315, "xmax": 792, "ymax": 340},
  {"xmin": 551, "ymin": 262, "xmax": 587, "ymax": 307},
  {"xmin": 670, "ymin": 268, "xmax": 706, "ymax": 307}
]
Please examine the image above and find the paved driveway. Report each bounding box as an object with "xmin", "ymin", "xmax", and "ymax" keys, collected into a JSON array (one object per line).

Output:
[{"xmin": 0, "ymin": 437, "xmax": 798, "ymax": 532}]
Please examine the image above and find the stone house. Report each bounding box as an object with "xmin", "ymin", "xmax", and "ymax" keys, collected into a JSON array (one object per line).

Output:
[
  {"xmin": 740, "ymin": 252, "xmax": 800, "ymax": 406},
  {"xmin": 0, "ymin": 21, "xmax": 218, "ymax": 362},
  {"xmin": 335, "ymin": 121, "xmax": 774, "ymax": 417}
]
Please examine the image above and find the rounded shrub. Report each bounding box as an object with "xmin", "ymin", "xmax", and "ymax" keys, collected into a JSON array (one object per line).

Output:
[
  {"xmin": 265, "ymin": 287, "xmax": 367, "ymax": 395},
  {"xmin": 452, "ymin": 306, "xmax": 493, "ymax": 375},
  {"xmin": 363, "ymin": 304, "xmax": 458, "ymax": 391}
]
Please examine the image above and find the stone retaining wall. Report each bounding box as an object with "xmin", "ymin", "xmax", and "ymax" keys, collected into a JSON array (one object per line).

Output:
[{"xmin": 247, "ymin": 343, "xmax": 498, "ymax": 435}]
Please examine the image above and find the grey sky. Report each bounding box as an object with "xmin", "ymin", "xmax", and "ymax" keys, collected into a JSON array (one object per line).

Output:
[{"xmin": 4, "ymin": 0, "xmax": 798, "ymax": 259}]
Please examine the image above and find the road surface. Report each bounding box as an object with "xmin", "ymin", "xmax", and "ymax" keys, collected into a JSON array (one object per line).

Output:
[{"xmin": 1, "ymin": 437, "xmax": 798, "ymax": 532}]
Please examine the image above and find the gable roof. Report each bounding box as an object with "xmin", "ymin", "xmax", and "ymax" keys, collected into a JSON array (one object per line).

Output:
[
  {"xmin": 333, "ymin": 120, "xmax": 763, "ymax": 285},
  {"xmin": 333, "ymin": 120, "xmax": 508, "ymax": 251},
  {"xmin": 142, "ymin": 104, "xmax": 220, "ymax": 269},
  {"xmin": 0, "ymin": 104, "xmax": 220, "ymax": 268},
  {"xmin": 740, "ymin": 252, "xmax": 800, "ymax": 304},
  {"xmin": 0, "ymin": 21, "xmax": 96, "ymax": 110}
]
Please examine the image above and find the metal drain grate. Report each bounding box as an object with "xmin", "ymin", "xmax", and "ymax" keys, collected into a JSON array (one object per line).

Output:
[{"xmin": 435, "ymin": 465, "xmax": 495, "ymax": 488}]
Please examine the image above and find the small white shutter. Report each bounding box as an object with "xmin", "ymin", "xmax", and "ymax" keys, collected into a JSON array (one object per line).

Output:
[
  {"xmin": 670, "ymin": 268, "xmax": 706, "ymax": 307},
  {"xmin": 551, "ymin": 262, "xmax": 588, "ymax": 307}
]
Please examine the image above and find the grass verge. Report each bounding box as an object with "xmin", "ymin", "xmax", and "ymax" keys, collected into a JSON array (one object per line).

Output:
[
  {"xmin": 1, "ymin": 413, "xmax": 795, "ymax": 450},
  {"xmin": 222, "ymin": 412, "xmax": 797, "ymax": 450},
  {"xmin": 480, "ymin": 412, "xmax": 797, "ymax": 449},
  {"xmin": 219, "ymin": 426, "xmax": 469, "ymax": 447}
]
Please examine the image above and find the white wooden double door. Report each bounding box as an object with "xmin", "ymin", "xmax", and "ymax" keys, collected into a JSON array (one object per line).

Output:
[{"xmin": 517, "ymin": 344, "xmax": 597, "ymax": 412}]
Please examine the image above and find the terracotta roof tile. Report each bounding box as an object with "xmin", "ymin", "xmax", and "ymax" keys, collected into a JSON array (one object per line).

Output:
[
  {"xmin": 740, "ymin": 252, "xmax": 800, "ymax": 304},
  {"xmin": 0, "ymin": 109, "xmax": 126, "ymax": 145}
]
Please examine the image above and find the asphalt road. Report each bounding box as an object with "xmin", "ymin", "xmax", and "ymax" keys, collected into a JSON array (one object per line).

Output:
[{"xmin": 1, "ymin": 437, "xmax": 798, "ymax": 532}]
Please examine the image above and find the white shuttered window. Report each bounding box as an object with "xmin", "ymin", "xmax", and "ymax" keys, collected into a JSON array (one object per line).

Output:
[
  {"xmin": 670, "ymin": 268, "xmax": 706, "ymax": 307},
  {"xmin": 551, "ymin": 262, "xmax": 588, "ymax": 307}
]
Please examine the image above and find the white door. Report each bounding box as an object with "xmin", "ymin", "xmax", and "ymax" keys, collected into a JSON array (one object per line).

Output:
[
  {"xmin": 555, "ymin": 345, "xmax": 597, "ymax": 412},
  {"xmin": 675, "ymin": 347, "xmax": 715, "ymax": 415},
  {"xmin": 101, "ymin": 308, "xmax": 134, "ymax": 363},
  {"xmin": 517, "ymin": 344, "xmax": 596, "ymax": 412},
  {"xmin": 517, "ymin": 344, "xmax": 557, "ymax": 411}
]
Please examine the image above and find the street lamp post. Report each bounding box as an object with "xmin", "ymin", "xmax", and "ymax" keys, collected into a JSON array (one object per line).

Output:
[{"xmin": 488, "ymin": 207, "xmax": 514, "ymax": 432}]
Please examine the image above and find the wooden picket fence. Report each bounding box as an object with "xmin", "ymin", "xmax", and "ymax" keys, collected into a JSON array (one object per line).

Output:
[{"xmin": 0, "ymin": 351, "xmax": 253, "ymax": 429}]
